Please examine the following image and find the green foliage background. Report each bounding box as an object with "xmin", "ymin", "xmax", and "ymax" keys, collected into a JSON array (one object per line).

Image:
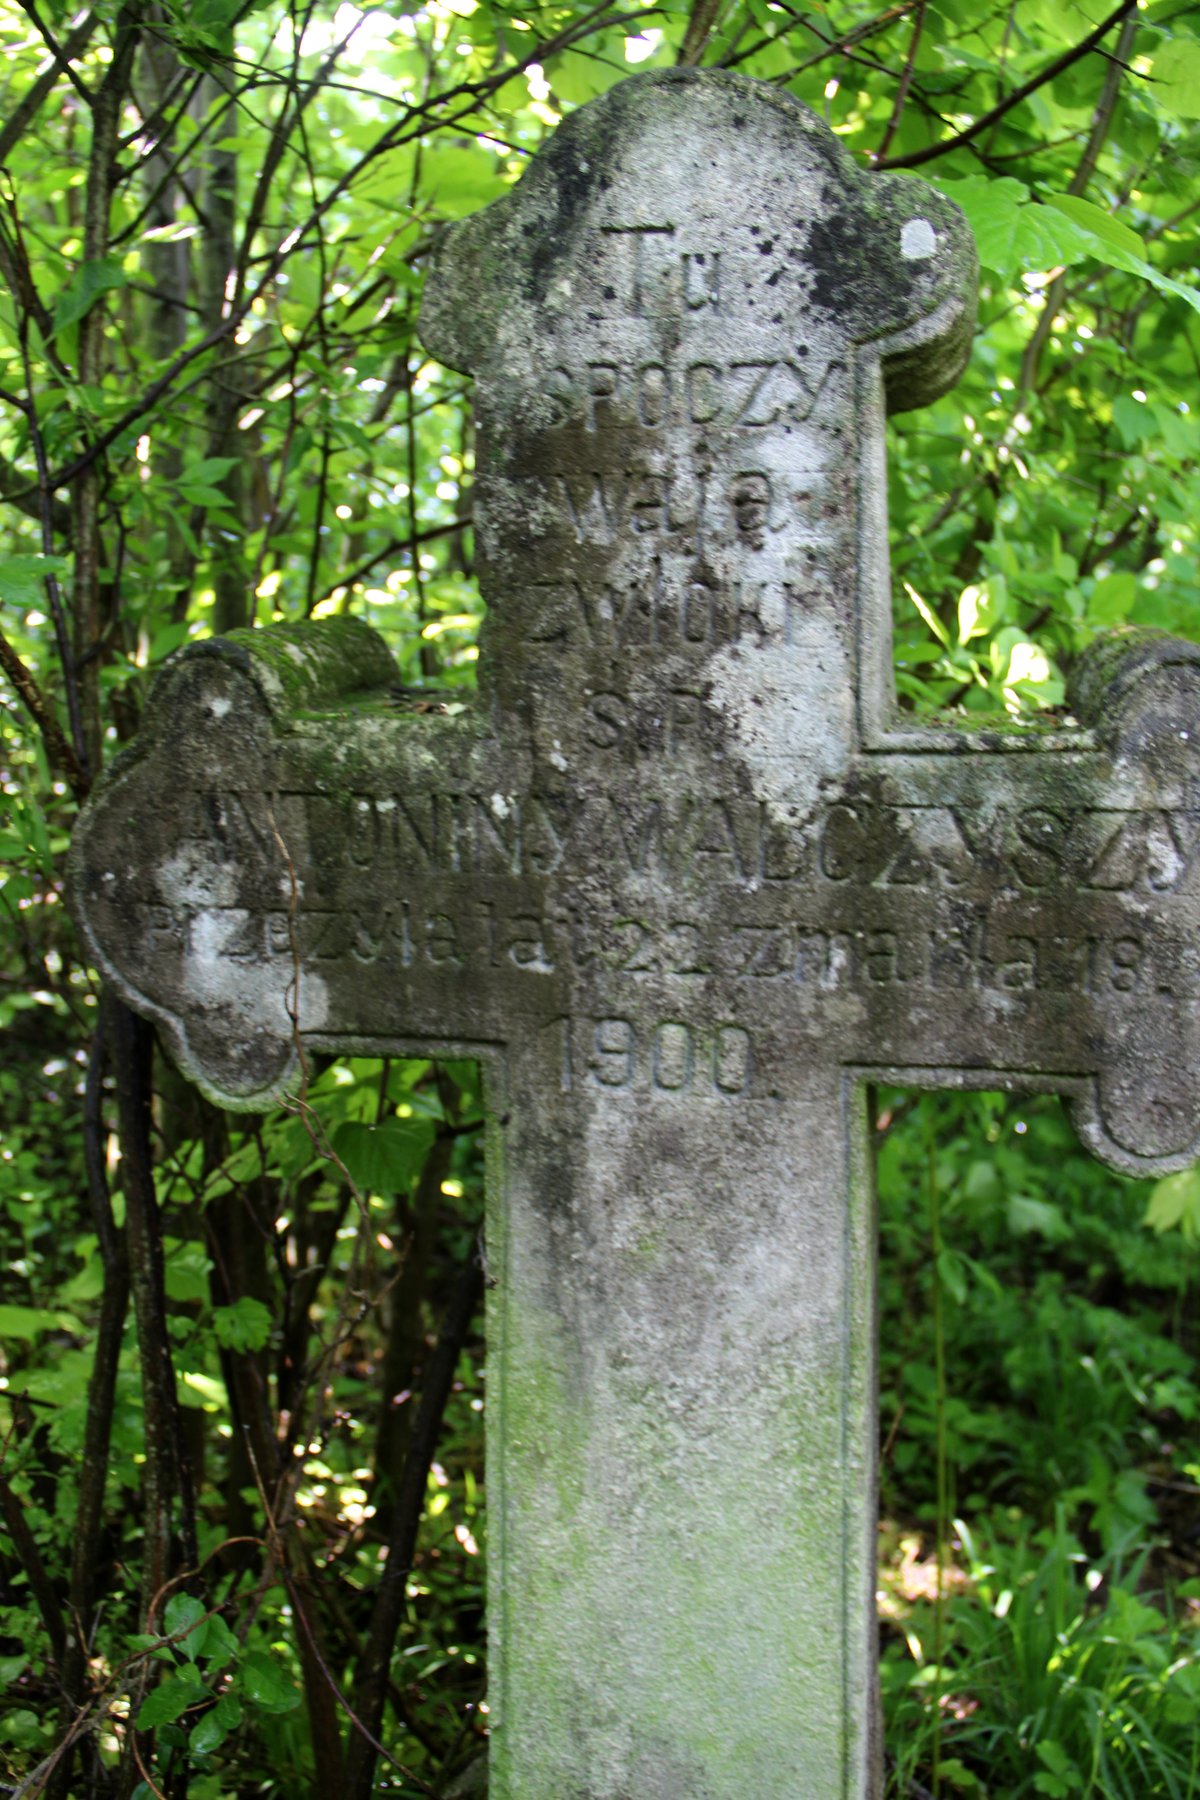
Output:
[{"xmin": 0, "ymin": 0, "xmax": 1197, "ymax": 1794}]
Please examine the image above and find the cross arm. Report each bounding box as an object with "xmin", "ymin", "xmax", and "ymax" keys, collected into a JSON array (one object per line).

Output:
[
  {"xmin": 68, "ymin": 618, "xmax": 526, "ymax": 1109},
  {"xmin": 823, "ymin": 626, "xmax": 1200, "ymax": 1174}
]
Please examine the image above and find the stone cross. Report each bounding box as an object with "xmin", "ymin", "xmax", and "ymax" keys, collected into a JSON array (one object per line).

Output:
[{"xmin": 72, "ymin": 70, "xmax": 1200, "ymax": 1800}]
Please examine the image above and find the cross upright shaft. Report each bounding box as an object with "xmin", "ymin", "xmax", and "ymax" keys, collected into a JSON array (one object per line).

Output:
[{"xmin": 72, "ymin": 70, "xmax": 1200, "ymax": 1799}]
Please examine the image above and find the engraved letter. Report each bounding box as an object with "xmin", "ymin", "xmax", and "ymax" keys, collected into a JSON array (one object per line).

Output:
[{"xmin": 682, "ymin": 251, "xmax": 720, "ymax": 311}]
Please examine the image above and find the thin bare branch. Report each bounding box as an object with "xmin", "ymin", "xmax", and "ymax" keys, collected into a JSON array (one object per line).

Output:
[{"xmin": 876, "ymin": 0, "xmax": 1136, "ymax": 170}]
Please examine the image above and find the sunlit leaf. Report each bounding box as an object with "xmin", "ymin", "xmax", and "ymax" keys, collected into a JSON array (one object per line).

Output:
[{"xmin": 1145, "ymin": 1167, "xmax": 1200, "ymax": 1237}]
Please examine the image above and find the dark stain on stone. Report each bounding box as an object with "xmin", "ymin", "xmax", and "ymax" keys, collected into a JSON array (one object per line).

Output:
[
  {"xmin": 805, "ymin": 205, "xmax": 915, "ymax": 315},
  {"xmin": 526, "ymin": 112, "xmax": 620, "ymax": 304}
]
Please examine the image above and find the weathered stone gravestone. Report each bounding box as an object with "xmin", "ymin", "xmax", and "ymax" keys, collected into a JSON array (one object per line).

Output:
[{"xmin": 72, "ymin": 69, "xmax": 1200, "ymax": 1799}]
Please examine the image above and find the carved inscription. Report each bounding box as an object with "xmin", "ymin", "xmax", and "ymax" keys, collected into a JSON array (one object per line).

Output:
[
  {"xmin": 543, "ymin": 1014, "xmax": 754, "ymax": 1097},
  {"xmin": 820, "ymin": 803, "xmax": 1200, "ymax": 894},
  {"xmin": 521, "ymin": 570, "xmax": 827, "ymax": 657},
  {"xmin": 599, "ymin": 224, "xmax": 722, "ymax": 316},
  {"xmin": 546, "ymin": 467, "xmax": 833, "ymax": 552},
  {"xmin": 547, "ymin": 356, "xmax": 844, "ymax": 433},
  {"xmin": 136, "ymin": 893, "xmax": 1200, "ymax": 1007},
  {"xmin": 169, "ymin": 789, "xmax": 1200, "ymax": 899}
]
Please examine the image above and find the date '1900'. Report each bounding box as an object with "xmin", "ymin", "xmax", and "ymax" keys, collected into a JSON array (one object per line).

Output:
[{"xmin": 541, "ymin": 1015, "xmax": 754, "ymax": 1098}]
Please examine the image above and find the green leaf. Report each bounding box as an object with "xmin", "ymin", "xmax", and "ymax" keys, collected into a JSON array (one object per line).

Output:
[
  {"xmin": 179, "ymin": 483, "xmax": 236, "ymax": 508},
  {"xmin": 1036, "ymin": 1740, "xmax": 1083, "ymax": 1789},
  {"xmin": 0, "ymin": 555, "xmax": 69, "ymax": 608},
  {"xmin": 190, "ymin": 1693, "xmax": 242, "ymax": 1756},
  {"xmin": 135, "ymin": 1672, "xmax": 207, "ymax": 1729},
  {"xmin": 548, "ymin": 48, "xmax": 617, "ymax": 106},
  {"xmin": 0, "ymin": 1303, "xmax": 82, "ymax": 1339},
  {"xmin": 936, "ymin": 1759, "xmax": 984, "ymax": 1794},
  {"xmin": 178, "ymin": 1369, "xmax": 226, "ymax": 1411},
  {"xmin": 238, "ymin": 1650, "xmax": 301, "ymax": 1714},
  {"xmin": 182, "ymin": 457, "xmax": 239, "ymax": 485},
  {"xmin": 1088, "ymin": 571, "xmax": 1136, "ymax": 624},
  {"xmin": 193, "ymin": 1612, "xmax": 239, "ymax": 1668},
  {"xmin": 903, "ymin": 580, "xmax": 950, "ymax": 647},
  {"xmin": 936, "ymin": 175, "xmax": 1200, "ymax": 309},
  {"xmin": 957, "ymin": 579, "xmax": 1004, "ymax": 644},
  {"xmin": 164, "ymin": 1593, "xmax": 207, "ymax": 1648},
  {"xmin": 1043, "ymin": 194, "xmax": 1144, "ymax": 262},
  {"xmin": 936, "ymin": 1248, "xmax": 967, "ymax": 1303},
  {"xmin": 53, "ymin": 257, "xmax": 127, "ymax": 335},
  {"xmin": 418, "ymin": 143, "xmax": 509, "ymax": 219},
  {"xmin": 1006, "ymin": 1194, "xmax": 1071, "ymax": 1241},
  {"xmin": 1, "ymin": 1710, "xmax": 45, "ymax": 1748},
  {"xmin": 935, "ymin": 176, "xmax": 1030, "ymax": 281},
  {"xmin": 1112, "ymin": 394, "xmax": 1151, "ymax": 448},
  {"xmin": 1012, "ymin": 203, "xmax": 1097, "ymax": 276},
  {"xmin": 213, "ymin": 1296, "xmax": 273, "ymax": 1353},
  {"xmin": 331, "ymin": 1117, "xmax": 436, "ymax": 1196},
  {"xmin": 127, "ymin": 1632, "xmax": 178, "ymax": 1665},
  {"xmin": 162, "ymin": 1238, "xmax": 212, "ymax": 1302},
  {"xmin": 1151, "ymin": 38, "xmax": 1200, "ymax": 120},
  {"xmin": 996, "ymin": 632, "xmax": 1065, "ymax": 710},
  {"xmin": 1144, "ymin": 1166, "xmax": 1200, "ymax": 1237}
]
